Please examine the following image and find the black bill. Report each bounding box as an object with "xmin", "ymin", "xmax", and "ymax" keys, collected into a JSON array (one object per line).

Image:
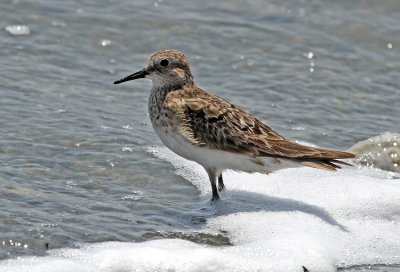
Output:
[{"xmin": 114, "ymin": 69, "xmax": 148, "ymax": 84}]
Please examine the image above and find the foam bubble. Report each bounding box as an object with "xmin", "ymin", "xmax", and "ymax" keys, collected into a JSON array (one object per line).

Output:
[
  {"xmin": 350, "ymin": 132, "xmax": 400, "ymax": 173},
  {"xmin": 149, "ymin": 146, "xmax": 400, "ymax": 270},
  {"xmin": 5, "ymin": 25, "xmax": 30, "ymax": 35}
]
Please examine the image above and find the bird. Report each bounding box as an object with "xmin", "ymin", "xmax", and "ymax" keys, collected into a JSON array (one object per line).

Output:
[{"xmin": 114, "ymin": 49, "xmax": 355, "ymax": 200}]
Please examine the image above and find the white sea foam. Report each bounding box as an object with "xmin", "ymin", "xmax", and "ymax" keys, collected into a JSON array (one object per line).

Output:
[
  {"xmin": 5, "ymin": 25, "xmax": 30, "ymax": 35},
  {"xmin": 350, "ymin": 132, "xmax": 400, "ymax": 173},
  {"xmin": 1, "ymin": 145, "xmax": 400, "ymax": 272}
]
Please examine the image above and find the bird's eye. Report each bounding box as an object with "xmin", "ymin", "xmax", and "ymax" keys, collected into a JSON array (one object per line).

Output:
[{"xmin": 160, "ymin": 59, "xmax": 169, "ymax": 67}]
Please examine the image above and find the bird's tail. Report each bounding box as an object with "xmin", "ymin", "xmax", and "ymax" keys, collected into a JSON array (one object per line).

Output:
[
  {"xmin": 299, "ymin": 148, "xmax": 355, "ymax": 171},
  {"xmin": 301, "ymin": 158, "xmax": 352, "ymax": 171}
]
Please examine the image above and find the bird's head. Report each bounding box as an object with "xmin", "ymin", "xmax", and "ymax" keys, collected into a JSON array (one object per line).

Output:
[{"xmin": 114, "ymin": 49, "xmax": 194, "ymax": 89}]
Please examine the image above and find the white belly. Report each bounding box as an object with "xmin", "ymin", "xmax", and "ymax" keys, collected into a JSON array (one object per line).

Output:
[{"xmin": 153, "ymin": 127, "xmax": 300, "ymax": 174}]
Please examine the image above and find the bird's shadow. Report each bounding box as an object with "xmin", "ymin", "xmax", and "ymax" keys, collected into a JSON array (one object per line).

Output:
[{"xmin": 200, "ymin": 189, "xmax": 348, "ymax": 232}]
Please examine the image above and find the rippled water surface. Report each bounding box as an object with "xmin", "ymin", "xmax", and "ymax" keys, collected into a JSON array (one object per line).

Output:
[{"xmin": 1, "ymin": 0, "xmax": 400, "ymax": 270}]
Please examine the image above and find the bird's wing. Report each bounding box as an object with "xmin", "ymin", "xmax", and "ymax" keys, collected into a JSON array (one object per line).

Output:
[{"xmin": 164, "ymin": 87, "xmax": 354, "ymax": 160}]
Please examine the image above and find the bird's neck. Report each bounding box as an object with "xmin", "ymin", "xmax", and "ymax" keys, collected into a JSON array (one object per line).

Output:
[
  {"xmin": 148, "ymin": 82, "xmax": 186, "ymax": 116},
  {"xmin": 151, "ymin": 80, "xmax": 193, "ymax": 98},
  {"xmin": 149, "ymin": 84, "xmax": 174, "ymax": 105}
]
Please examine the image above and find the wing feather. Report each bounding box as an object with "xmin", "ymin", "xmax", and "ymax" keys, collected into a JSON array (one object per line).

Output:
[{"xmin": 163, "ymin": 86, "xmax": 355, "ymax": 161}]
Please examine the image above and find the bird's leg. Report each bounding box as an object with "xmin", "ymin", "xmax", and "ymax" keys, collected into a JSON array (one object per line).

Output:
[
  {"xmin": 218, "ymin": 174, "xmax": 225, "ymax": 192},
  {"xmin": 206, "ymin": 169, "xmax": 220, "ymax": 201}
]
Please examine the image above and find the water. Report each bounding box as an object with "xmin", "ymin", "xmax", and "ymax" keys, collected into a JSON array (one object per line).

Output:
[{"xmin": 0, "ymin": 0, "xmax": 399, "ymax": 271}]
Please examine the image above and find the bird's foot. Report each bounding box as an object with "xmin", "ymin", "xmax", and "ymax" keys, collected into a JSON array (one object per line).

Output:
[
  {"xmin": 217, "ymin": 174, "xmax": 225, "ymax": 192},
  {"xmin": 211, "ymin": 193, "xmax": 220, "ymax": 201}
]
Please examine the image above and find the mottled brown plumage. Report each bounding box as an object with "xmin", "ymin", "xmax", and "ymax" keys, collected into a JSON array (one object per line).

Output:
[
  {"xmin": 165, "ymin": 86, "xmax": 353, "ymax": 161},
  {"xmin": 114, "ymin": 49, "xmax": 355, "ymax": 200}
]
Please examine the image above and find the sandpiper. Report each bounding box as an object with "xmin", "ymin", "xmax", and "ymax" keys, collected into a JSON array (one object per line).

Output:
[{"xmin": 114, "ymin": 50, "xmax": 355, "ymax": 200}]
